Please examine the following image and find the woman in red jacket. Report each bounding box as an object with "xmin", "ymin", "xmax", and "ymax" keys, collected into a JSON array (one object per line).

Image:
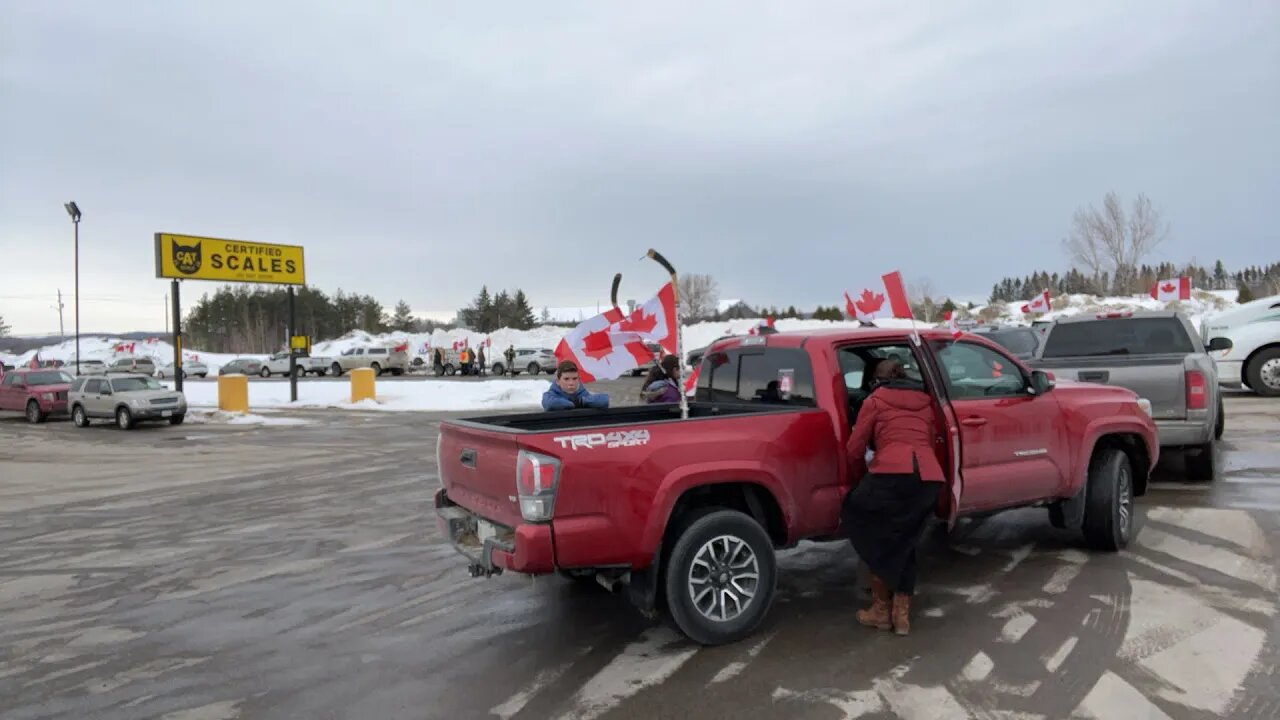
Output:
[{"xmin": 843, "ymin": 359, "xmax": 945, "ymax": 636}]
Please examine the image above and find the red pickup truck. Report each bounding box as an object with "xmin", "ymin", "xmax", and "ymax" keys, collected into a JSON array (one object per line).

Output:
[{"xmin": 434, "ymin": 328, "xmax": 1158, "ymax": 645}]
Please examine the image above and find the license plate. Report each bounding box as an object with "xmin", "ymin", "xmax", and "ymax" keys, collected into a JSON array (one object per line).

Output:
[{"xmin": 162, "ymin": 410, "xmax": 172, "ymax": 418}]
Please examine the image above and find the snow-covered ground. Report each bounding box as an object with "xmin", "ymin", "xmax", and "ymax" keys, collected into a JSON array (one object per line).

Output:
[
  {"xmin": 969, "ymin": 289, "xmax": 1236, "ymax": 329},
  {"xmin": 170, "ymin": 378, "xmax": 547, "ymax": 413}
]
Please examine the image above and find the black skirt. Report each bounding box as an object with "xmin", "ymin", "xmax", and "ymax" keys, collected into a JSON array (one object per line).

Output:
[{"xmin": 842, "ymin": 473, "xmax": 941, "ymax": 593}]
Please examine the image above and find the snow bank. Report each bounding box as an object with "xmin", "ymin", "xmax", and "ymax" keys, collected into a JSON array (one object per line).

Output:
[
  {"xmin": 970, "ymin": 290, "xmax": 1235, "ymax": 329},
  {"xmin": 188, "ymin": 410, "xmax": 311, "ymax": 426},
  {"xmin": 170, "ymin": 379, "xmax": 547, "ymax": 413}
]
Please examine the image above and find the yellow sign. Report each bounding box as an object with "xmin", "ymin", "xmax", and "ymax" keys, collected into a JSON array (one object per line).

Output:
[
  {"xmin": 155, "ymin": 233, "xmax": 305, "ymax": 285},
  {"xmin": 290, "ymin": 335, "xmax": 310, "ymax": 351}
]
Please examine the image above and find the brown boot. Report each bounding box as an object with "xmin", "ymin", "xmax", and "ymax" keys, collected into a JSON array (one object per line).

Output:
[
  {"xmin": 891, "ymin": 593, "xmax": 911, "ymax": 636},
  {"xmin": 856, "ymin": 575, "xmax": 892, "ymax": 630}
]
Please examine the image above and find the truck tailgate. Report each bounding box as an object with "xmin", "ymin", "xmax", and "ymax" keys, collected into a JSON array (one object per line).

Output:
[
  {"xmin": 438, "ymin": 424, "xmax": 523, "ymax": 528},
  {"xmin": 1036, "ymin": 355, "xmax": 1187, "ymax": 420}
]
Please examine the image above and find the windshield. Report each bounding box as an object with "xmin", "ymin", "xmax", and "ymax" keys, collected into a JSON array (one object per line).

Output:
[
  {"xmin": 1042, "ymin": 318, "xmax": 1195, "ymax": 358},
  {"xmin": 26, "ymin": 371, "xmax": 74, "ymax": 385},
  {"xmin": 986, "ymin": 330, "xmax": 1039, "ymax": 356},
  {"xmin": 111, "ymin": 377, "xmax": 164, "ymax": 392}
]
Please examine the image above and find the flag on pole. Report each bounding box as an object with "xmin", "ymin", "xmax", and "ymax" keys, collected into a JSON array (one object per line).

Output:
[
  {"xmin": 748, "ymin": 316, "xmax": 776, "ymax": 335},
  {"xmin": 683, "ymin": 364, "xmax": 701, "ymax": 395},
  {"xmin": 1020, "ymin": 290, "xmax": 1052, "ymax": 315},
  {"xmin": 943, "ymin": 311, "xmax": 963, "ymax": 339},
  {"xmin": 1150, "ymin": 277, "xmax": 1191, "ymax": 302},
  {"xmin": 28, "ymin": 352, "xmax": 41, "ymax": 369},
  {"xmin": 555, "ymin": 283, "xmax": 678, "ymax": 382},
  {"xmin": 844, "ymin": 271, "xmax": 914, "ymax": 322}
]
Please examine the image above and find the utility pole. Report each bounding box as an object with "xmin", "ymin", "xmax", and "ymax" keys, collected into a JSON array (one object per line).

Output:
[
  {"xmin": 164, "ymin": 293, "xmax": 169, "ymax": 335},
  {"xmin": 63, "ymin": 202, "xmax": 82, "ymax": 375},
  {"xmin": 53, "ymin": 290, "xmax": 65, "ymax": 340}
]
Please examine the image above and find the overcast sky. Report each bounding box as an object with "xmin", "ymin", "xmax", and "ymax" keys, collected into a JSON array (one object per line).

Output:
[{"xmin": 2, "ymin": 2, "xmax": 1277, "ymax": 335}]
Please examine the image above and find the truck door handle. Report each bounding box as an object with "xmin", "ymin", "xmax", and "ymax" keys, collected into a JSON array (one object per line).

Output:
[
  {"xmin": 961, "ymin": 417, "xmax": 988, "ymax": 428},
  {"xmin": 1079, "ymin": 371, "xmax": 1109, "ymax": 383},
  {"xmin": 459, "ymin": 449, "xmax": 476, "ymax": 468}
]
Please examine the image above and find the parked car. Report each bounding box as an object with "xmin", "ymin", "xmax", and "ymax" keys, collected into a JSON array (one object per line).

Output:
[
  {"xmin": 500, "ymin": 348, "xmax": 556, "ymax": 376},
  {"xmin": 1201, "ymin": 293, "xmax": 1280, "ymax": 397},
  {"xmin": 969, "ymin": 325, "xmax": 1042, "ymax": 361},
  {"xmin": 219, "ymin": 358, "xmax": 266, "ymax": 376},
  {"xmin": 106, "ymin": 356, "xmax": 157, "ymax": 376},
  {"xmin": 69, "ymin": 374, "xmax": 187, "ymax": 429},
  {"xmin": 0, "ymin": 368, "xmax": 73, "ymax": 423},
  {"xmin": 435, "ymin": 327, "xmax": 1158, "ymax": 645},
  {"xmin": 1031, "ymin": 310, "xmax": 1222, "ymax": 479},
  {"xmin": 75, "ymin": 359, "xmax": 108, "ymax": 376},
  {"xmin": 155, "ymin": 360, "xmax": 209, "ymax": 379},
  {"xmin": 262, "ymin": 351, "xmax": 332, "ymax": 377},
  {"xmin": 331, "ymin": 346, "xmax": 410, "ymax": 377}
]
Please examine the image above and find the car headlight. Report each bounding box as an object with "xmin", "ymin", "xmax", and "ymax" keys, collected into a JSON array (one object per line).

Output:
[
  {"xmin": 1136, "ymin": 398, "xmax": 1153, "ymax": 417},
  {"xmin": 130, "ymin": 398, "xmax": 148, "ymax": 407}
]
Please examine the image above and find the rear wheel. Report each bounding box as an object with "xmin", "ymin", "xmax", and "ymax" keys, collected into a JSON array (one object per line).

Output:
[
  {"xmin": 260, "ymin": 367, "xmax": 271, "ymax": 378},
  {"xmin": 25, "ymin": 400, "xmax": 45, "ymax": 424},
  {"xmin": 528, "ymin": 362, "xmax": 541, "ymax": 375},
  {"xmin": 664, "ymin": 509, "xmax": 777, "ymax": 646},
  {"xmin": 330, "ymin": 363, "xmax": 343, "ymax": 377},
  {"xmin": 72, "ymin": 404, "xmax": 90, "ymax": 428},
  {"xmin": 293, "ymin": 365, "xmax": 304, "ymax": 378},
  {"xmin": 1246, "ymin": 348, "xmax": 1280, "ymax": 397},
  {"xmin": 116, "ymin": 406, "xmax": 134, "ymax": 430},
  {"xmin": 371, "ymin": 362, "xmax": 382, "ymax": 377},
  {"xmin": 1214, "ymin": 396, "xmax": 1225, "ymax": 440},
  {"xmin": 1082, "ymin": 448, "xmax": 1134, "ymax": 551}
]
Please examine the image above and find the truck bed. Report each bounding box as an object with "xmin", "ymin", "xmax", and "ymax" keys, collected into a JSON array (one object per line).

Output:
[{"xmin": 452, "ymin": 401, "xmax": 799, "ymax": 433}]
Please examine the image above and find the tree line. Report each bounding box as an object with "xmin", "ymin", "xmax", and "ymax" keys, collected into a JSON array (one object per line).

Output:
[
  {"xmin": 456, "ymin": 286, "xmax": 538, "ymax": 333},
  {"xmin": 989, "ymin": 260, "xmax": 1280, "ymax": 303},
  {"xmin": 184, "ymin": 286, "xmax": 396, "ymax": 354}
]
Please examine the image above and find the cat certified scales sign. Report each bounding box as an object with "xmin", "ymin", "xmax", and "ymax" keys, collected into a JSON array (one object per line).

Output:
[{"xmin": 155, "ymin": 233, "xmax": 305, "ymax": 285}]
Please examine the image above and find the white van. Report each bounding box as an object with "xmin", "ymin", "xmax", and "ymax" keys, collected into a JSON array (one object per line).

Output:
[{"xmin": 1201, "ymin": 294, "xmax": 1280, "ymax": 397}]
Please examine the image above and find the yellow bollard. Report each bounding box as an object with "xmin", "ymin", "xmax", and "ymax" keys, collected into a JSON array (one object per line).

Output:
[
  {"xmin": 218, "ymin": 374, "xmax": 249, "ymax": 413},
  {"xmin": 350, "ymin": 367, "xmax": 376, "ymax": 403}
]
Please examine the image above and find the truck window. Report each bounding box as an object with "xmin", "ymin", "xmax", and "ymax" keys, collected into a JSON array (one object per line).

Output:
[
  {"xmin": 985, "ymin": 329, "xmax": 1038, "ymax": 356},
  {"xmin": 1042, "ymin": 317, "xmax": 1195, "ymax": 358},
  {"xmin": 697, "ymin": 348, "xmax": 815, "ymax": 406},
  {"xmin": 934, "ymin": 342, "xmax": 1026, "ymax": 399}
]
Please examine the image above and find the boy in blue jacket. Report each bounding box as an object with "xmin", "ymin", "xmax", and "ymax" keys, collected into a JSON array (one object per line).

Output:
[{"xmin": 542, "ymin": 360, "xmax": 610, "ymax": 411}]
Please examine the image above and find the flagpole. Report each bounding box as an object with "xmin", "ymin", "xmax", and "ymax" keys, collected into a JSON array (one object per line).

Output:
[{"xmin": 646, "ymin": 249, "xmax": 688, "ymax": 420}]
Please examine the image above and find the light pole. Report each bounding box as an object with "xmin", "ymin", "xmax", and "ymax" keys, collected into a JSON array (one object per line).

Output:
[{"xmin": 63, "ymin": 202, "xmax": 81, "ymax": 375}]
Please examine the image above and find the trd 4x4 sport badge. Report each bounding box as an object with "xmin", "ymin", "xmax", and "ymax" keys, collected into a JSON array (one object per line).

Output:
[
  {"xmin": 553, "ymin": 429, "xmax": 651, "ymax": 451},
  {"xmin": 172, "ymin": 241, "xmax": 202, "ymax": 274}
]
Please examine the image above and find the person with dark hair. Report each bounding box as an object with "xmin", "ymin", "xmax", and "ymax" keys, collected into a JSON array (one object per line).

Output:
[
  {"xmin": 542, "ymin": 360, "xmax": 610, "ymax": 410},
  {"xmin": 842, "ymin": 358, "xmax": 945, "ymax": 636},
  {"xmin": 477, "ymin": 346, "xmax": 487, "ymax": 377},
  {"xmin": 641, "ymin": 355, "xmax": 681, "ymax": 404}
]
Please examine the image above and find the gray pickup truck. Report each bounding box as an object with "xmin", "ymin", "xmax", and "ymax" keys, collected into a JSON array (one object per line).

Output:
[{"xmin": 1031, "ymin": 310, "xmax": 1224, "ymax": 480}]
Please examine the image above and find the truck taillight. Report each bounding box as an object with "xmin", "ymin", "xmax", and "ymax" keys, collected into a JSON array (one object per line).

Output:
[
  {"xmin": 1186, "ymin": 370, "xmax": 1207, "ymax": 410},
  {"xmin": 435, "ymin": 433, "xmax": 444, "ymax": 486},
  {"xmin": 516, "ymin": 450, "xmax": 561, "ymax": 522}
]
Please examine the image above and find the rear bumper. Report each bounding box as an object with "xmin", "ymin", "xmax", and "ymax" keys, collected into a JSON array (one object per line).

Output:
[
  {"xmin": 434, "ymin": 489, "xmax": 554, "ymax": 574},
  {"xmin": 1155, "ymin": 418, "xmax": 1212, "ymax": 447},
  {"xmin": 1216, "ymin": 360, "xmax": 1244, "ymax": 388}
]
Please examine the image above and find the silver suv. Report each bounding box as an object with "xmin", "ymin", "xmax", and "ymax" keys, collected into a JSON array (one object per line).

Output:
[
  {"xmin": 106, "ymin": 356, "xmax": 156, "ymax": 376},
  {"xmin": 512, "ymin": 348, "xmax": 557, "ymax": 376},
  {"xmin": 69, "ymin": 374, "xmax": 188, "ymax": 429}
]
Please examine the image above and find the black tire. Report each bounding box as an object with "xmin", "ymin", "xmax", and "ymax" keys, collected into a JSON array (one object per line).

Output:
[
  {"xmin": 444, "ymin": 364, "xmax": 456, "ymax": 376},
  {"xmin": 1048, "ymin": 502, "xmax": 1067, "ymax": 529},
  {"xmin": 371, "ymin": 362, "xmax": 382, "ymax": 377},
  {"xmin": 1214, "ymin": 396, "xmax": 1225, "ymax": 441},
  {"xmin": 663, "ymin": 509, "xmax": 777, "ymax": 646},
  {"xmin": 259, "ymin": 367, "xmax": 271, "ymax": 378},
  {"xmin": 116, "ymin": 406, "xmax": 134, "ymax": 431},
  {"xmin": 293, "ymin": 366, "xmax": 304, "ymax": 379},
  {"xmin": 25, "ymin": 400, "xmax": 45, "ymax": 424},
  {"xmin": 1245, "ymin": 347, "xmax": 1280, "ymax": 397},
  {"xmin": 492, "ymin": 363, "xmax": 505, "ymax": 376},
  {"xmin": 1186, "ymin": 442, "xmax": 1216, "ymax": 482},
  {"xmin": 1082, "ymin": 448, "xmax": 1134, "ymax": 551},
  {"xmin": 169, "ymin": 414, "xmax": 185, "ymax": 426},
  {"xmin": 391, "ymin": 369, "xmax": 403, "ymax": 377},
  {"xmin": 196, "ymin": 373, "xmax": 207, "ymax": 378},
  {"xmin": 72, "ymin": 404, "xmax": 90, "ymax": 428},
  {"xmin": 528, "ymin": 362, "xmax": 541, "ymax": 376},
  {"xmin": 331, "ymin": 363, "xmax": 343, "ymax": 377}
]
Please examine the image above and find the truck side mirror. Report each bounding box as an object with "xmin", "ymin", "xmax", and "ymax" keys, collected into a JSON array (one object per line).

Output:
[
  {"xmin": 1030, "ymin": 370, "xmax": 1055, "ymax": 395},
  {"xmin": 1206, "ymin": 337, "xmax": 1232, "ymax": 351}
]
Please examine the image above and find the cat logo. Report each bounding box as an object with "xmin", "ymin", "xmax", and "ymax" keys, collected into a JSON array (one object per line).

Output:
[{"xmin": 171, "ymin": 240, "xmax": 202, "ymax": 275}]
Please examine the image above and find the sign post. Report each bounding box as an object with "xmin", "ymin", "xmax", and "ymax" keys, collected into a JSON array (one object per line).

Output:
[{"xmin": 155, "ymin": 232, "xmax": 306, "ymax": 398}]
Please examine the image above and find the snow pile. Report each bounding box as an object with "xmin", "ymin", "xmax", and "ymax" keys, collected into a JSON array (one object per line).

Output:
[
  {"xmin": 170, "ymin": 378, "xmax": 547, "ymax": 413},
  {"xmin": 188, "ymin": 410, "xmax": 311, "ymax": 426},
  {"xmin": 0, "ymin": 335, "xmax": 252, "ymax": 375},
  {"xmin": 969, "ymin": 290, "xmax": 1237, "ymax": 329}
]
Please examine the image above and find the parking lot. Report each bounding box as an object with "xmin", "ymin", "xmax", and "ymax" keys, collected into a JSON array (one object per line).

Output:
[{"xmin": 1, "ymin": 394, "xmax": 1278, "ymax": 719}]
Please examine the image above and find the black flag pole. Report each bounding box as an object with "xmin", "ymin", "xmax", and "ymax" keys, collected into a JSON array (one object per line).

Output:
[
  {"xmin": 644, "ymin": 249, "xmax": 688, "ymax": 419},
  {"xmin": 610, "ymin": 273, "xmax": 623, "ymax": 313}
]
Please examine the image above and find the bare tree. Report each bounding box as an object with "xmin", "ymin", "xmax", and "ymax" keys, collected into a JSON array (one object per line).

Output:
[
  {"xmin": 1063, "ymin": 191, "xmax": 1170, "ymax": 292},
  {"xmin": 677, "ymin": 274, "xmax": 720, "ymax": 320},
  {"xmin": 908, "ymin": 278, "xmax": 939, "ymax": 322}
]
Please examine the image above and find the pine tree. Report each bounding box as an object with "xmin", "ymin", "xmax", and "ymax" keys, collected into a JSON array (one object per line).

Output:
[
  {"xmin": 512, "ymin": 290, "xmax": 537, "ymax": 330},
  {"xmin": 492, "ymin": 290, "xmax": 513, "ymax": 329},
  {"xmin": 390, "ymin": 300, "xmax": 415, "ymax": 332},
  {"xmin": 0, "ymin": 313, "xmax": 9, "ymax": 337},
  {"xmin": 940, "ymin": 298, "xmax": 958, "ymax": 315},
  {"xmin": 1238, "ymin": 281, "xmax": 1256, "ymax": 304}
]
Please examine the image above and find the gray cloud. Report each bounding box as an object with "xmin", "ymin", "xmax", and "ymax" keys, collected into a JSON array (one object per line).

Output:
[{"xmin": 2, "ymin": 1, "xmax": 1277, "ymax": 333}]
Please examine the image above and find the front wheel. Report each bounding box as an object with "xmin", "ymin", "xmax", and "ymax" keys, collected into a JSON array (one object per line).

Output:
[
  {"xmin": 260, "ymin": 367, "xmax": 271, "ymax": 378},
  {"xmin": 331, "ymin": 363, "xmax": 343, "ymax": 377},
  {"xmin": 492, "ymin": 363, "xmax": 505, "ymax": 376},
  {"xmin": 528, "ymin": 362, "xmax": 541, "ymax": 376},
  {"xmin": 116, "ymin": 406, "xmax": 134, "ymax": 430},
  {"xmin": 169, "ymin": 414, "xmax": 185, "ymax": 426},
  {"xmin": 293, "ymin": 366, "xmax": 304, "ymax": 378},
  {"xmin": 1246, "ymin": 348, "xmax": 1280, "ymax": 397},
  {"xmin": 26, "ymin": 400, "xmax": 45, "ymax": 424},
  {"xmin": 664, "ymin": 509, "xmax": 777, "ymax": 646},
  {"xmin": 371, "ymin": 363, "xmax": 382, "ymax": 377},
  {"xmin": 1082, "ymin": 448, "xmax": 1134, "ymax": 551},
  {"xmin": 72, "ymin": 404, "xmax": 90, "ymax": 428}
]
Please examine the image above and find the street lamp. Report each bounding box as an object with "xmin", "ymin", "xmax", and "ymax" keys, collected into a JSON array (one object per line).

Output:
[{"xmin": 63, "ymin": 202, "xmax": 81, "ymax": 375}]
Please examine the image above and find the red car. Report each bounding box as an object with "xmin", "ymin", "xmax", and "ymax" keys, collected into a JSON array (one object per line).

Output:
[
  {"xmin": 0, "ymin": 368, "xmax": 75, "ymax": 423},
  {"xmin": 435, "ymin": 328, "xmax": 1159, "ymax": 645}
]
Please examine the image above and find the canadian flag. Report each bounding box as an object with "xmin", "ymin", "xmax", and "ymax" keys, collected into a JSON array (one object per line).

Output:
[
  {"xmin": 844, "ymin": 271, "xmax": 913, "ymax": 322},
  {"xmin": 451, "ymin": 340, "xmax": 459, "ymax": 352},
  {"xmin": 392, "ymin": 342, "xmax": 409, "ymax": 353},
  {"xmin": 1150, "ymin": 277, "xmax": 1191, "ymax": 302},
  {"xmin": 1021, "ymin": 290, "xmax": 1052, "ymax": 315},
  {"xmin": 684, "ymin": 364, "xmax": 701, "ymax": 395},
  {"xmin": 943, "ymin": 311, "xmax": 963, "ymax": 339},
  {"xmin": 28, "ymin": 352, "xmax": 41, "ymax": 369},
  {"xmin": 748, "ymin": 316, "xmax": 775, "ymax": 335},
  {"xmin": 555, "ymin": 283, "xmax": 678, "ymax": 383}
]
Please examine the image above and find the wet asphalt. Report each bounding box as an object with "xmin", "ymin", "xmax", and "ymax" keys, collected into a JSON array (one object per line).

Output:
[{"xmin": 0, "ymin": 393, "xmax": 1278, "ymax": 719}]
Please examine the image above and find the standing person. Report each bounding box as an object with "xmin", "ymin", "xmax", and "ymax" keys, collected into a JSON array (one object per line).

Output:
[
  {"xmin": 641, "ymin": 355, "xmax": 681, "ymax": 404},
  {"xmin": 478, "ymin": 346, "xmax": 487, "ymax": 377},
  {"xmin": 842, "ymin": 359, "xmax": 944, "ymax": 636},
  {"xmin": 459, "ymin": 346, "xmax": 472, "ymax": 376},
  {"xmin": 542, "ymin": 361, "xmax": 610, "ymax": 410},
  {"xmin": 505, "ymin": 345, "xmax": 517, "ymax": 377}
]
